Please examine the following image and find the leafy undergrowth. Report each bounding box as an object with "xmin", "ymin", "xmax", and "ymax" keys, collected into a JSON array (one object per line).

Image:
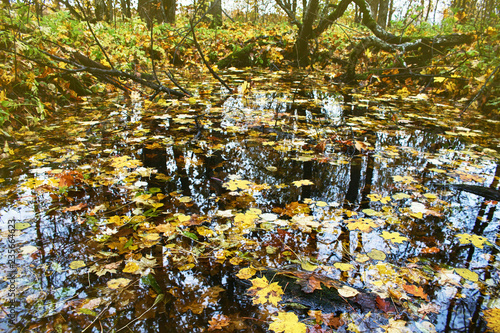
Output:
[
  {"xmin": 1, "ymin": 7, "xmax": 499, "ymax": 134},
  {"xmin": 0, "ymin": 70, "xmax": 499, "ymax": 332}
]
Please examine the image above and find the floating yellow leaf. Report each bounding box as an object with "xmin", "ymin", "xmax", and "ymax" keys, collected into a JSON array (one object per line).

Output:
[
  {"xmin": 423, "ymin": 193, "xmax": 438, "ymax": 200},
  {"xmin": 15, "ymin": 222, "xmax": 31, "ymax": 230},
  {"xmin": 483, "ymin": 308, "xmax": 500, "ymax": 333},
  {"xmin": 107, "ymin": 278, "xmax": 131, "ymax": 289},
  {"xmin": 123, "ymin": 262, "xmax": 140, "ymax": 273},
  {"xmin": 69, "ymin": 260, "xmax": 86, "ymax": 269},
  {"xmin": 20, "ymin": 245, "xmax": 38, "ymax": 255},
  {"xmin": 367, "ymin": 249, "xmax": 386, "ymax": 261},
  {"xmin": 338, "ymin": 286, "xmax": 359, "ymax": 298},
  {"xmin": 248, "ymin": 276, "xmax": 284, "ymax": 306},
  {"xmin": 236, "ymin": 266, "xmax": 257, "ymax": 279},
  {"xmin": 454, "ymin": 268, "xmax": 479, "ymax": 282},
  {"xmin": 177, "ymin": 214, "xmax": 191, "ymax": 224},
  {"xmin": 141, "ymin": 233, "xmax": 160, "ymax": 241},
  {"xmin": 392, "ymin": 175, "xmax": 416, "ymax": 184},
  {"xmin": 155, "ymin": 223, "xmax": 176, "ymax": 236},
  {"xmin": 362, "ymin": 208, "xmax": 382, "ymax": 217},
  {"xmin": 381, "ymin": 318, "xmax": 408, "ymax": 333},
  {"xmin": 178, "ymin": 196, "xmax": 192, "ymax": 203},
  {"xmin": 178, "ymin": 263, "xmax": 195, "ymax": 271},
  {"xmin": 109, "ymin": 215, "xmax": 123, "ymax": 225},
  {"xmin": 381, "ymin": 231, "xmax": 408, "ymax": 244},
  {"xmin": 301, "ymin": 261, "xmax": 318, "ymax": 271},
  {"xmin": 334, "ymin": 262, "xmax": 354, "ymax": 271},
  {"xmin": 196, "ymin": 226, "xmax": 215, "ymax": 237},
  {"xmin": 410, "ymin": 212, "xmax": 423, "ymax": 219},
  {"xmin": 455, "ymin": 233, "xmax": 491, "ymax": 249},
  {"xmin": 269, "ymin": 311, "xmax": 306, "ymax": 333},
  {"xmin": 346, "ymin": 218, "xmax": 377, "ymax": 232},
  {"xmin": 367, "ymin": 194, "xmax": 391, "ymax": 203},
  {"xmin": 223, "ymin": 179, "xmax": 253, "ymax": 191},
  {"xmin": 292, "ymin": 179, "xmax": 314, "ymax": 187}
]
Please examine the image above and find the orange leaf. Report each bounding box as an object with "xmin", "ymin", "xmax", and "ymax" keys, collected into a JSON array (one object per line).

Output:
[
  {"xmin": 208, "ymin": 314, "xmax": 230, "ymax": 331},
  {"xmin": 421, "ymin": 246, "xmax": 440, "ymax": 254},
  {"xmin": 63, "ymin": 203, "xmax": 87, "ymax": 212},
  {"xmin": 402, "ymin": 284, "xmax": 429, "ymax": 301}
]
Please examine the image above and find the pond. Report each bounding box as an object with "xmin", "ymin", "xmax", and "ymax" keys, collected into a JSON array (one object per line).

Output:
[{"xmin": 0, "ymin": 70, "xmax": 499, "ymax": 332}]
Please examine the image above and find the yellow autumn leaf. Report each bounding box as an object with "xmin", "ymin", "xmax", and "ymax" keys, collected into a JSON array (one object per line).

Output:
[
  {"xmin": 15, "ymin": 222, "xmax": 31, "ymax": 230},
  {"xmin": 178, "ymin": 263, "xmax": 195, "ymax": 271},
  {"xmin": 196, "ymin": 226, "xmax": 215, "ymax": 237},
  {"xmin": 392, "ymin": 175, "xmax": 416, "ymax": 184},
  {"xmin": 269, "ymin": 311, "xmax": 306, "ymax": 333},
  {"xmin": 380, "ymin": 231, "xmax": 408, "ymax": 244},
  {"xmin": 20, "ymin": 245, "xmax": 38, "ymax": 255},
  {"xmin": 455, "ymin": 233, "xmax": 491, "ymax": 249},
  {"xmin": 107, "ymin": 278, "xmax": 131, "ymax": 289},
  {"xmin": 109, "ymin": 215, "xmax": 123, "ymax": 225},
  {"xmin": 178, "ymin": 196, "xmax": 192, "ymax": 203},
  {"xmin": 367, "ymin": 249, "xmax": 386, "ymax": 261},
  {"xmin": 301, "ymin": 261, "xmax": 318, "ymax": 271},
  {"xmin": 483, "ymin": 308, "xmax": 500, "ymax": 333},
  {"xmin": 392, "ymin": 192, "xmax": 411, "ymax": 200},
  {"xmin": 223, "ymin": 179, "xmax": 253, "ymax": 191},
  {"xmin": 292, "ymin": 179, "xmax": 314, "ymax": 187},
  {"xmin": 367, "ymin": 193, "xmax": 391, "ymax": 203},
  {"xmin": 155, "ymin": 223, "xmax": 176, "ymax": 236},
  {"xmin": 123, "ymin": 262, "xmax": 140, "ymax": 273},
  {"xmin": 346, "ymin": 218, "xmax": 377, "ymax": 232},
  {"xmin": 177, "ymin": 214, "xmax": 191, "ymax": 224},
  {"xmin": 334, "ymin": 262, "xmax": 354, "ymax": 271},
  {"xmin": 338, "ymin": 286, "xmax": 359, "ymax": 298},
  {"xmin": 236, "ymin": 266, "xmax": 257, "ymax": 279},
  {"xmin": 248, "ymin": 276, "xmax": 284, "ymax": 306},
  {"xmin": 454, "ymin": 268, "xmax": 479, "ymax": 282},
  {"xmin": 381, "ymin": 318, "xmax": 408, "ymax": 333},
  {"xmin": 410, "ymin": 212, "xmax": 423, "ymax": 219},
  {"xmin": 141, "ymin": 233, "xmax": 160, "ymax": 241},
  {"xmin": 69, "ymin": 260, "xmax": 86, "ymax": 269}
]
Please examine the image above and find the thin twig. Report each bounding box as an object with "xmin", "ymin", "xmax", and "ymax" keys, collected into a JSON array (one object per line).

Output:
[
  {"xmin": 460, "ymin": 64, "xmax": 500, "ymax": 117},
  {"xmin": 74, "ymin": 0, "xmax": 115, "ymax": 70},
  {"xmin": 189, "ymin": 19, "xmax": 233, "ymax": 93}
]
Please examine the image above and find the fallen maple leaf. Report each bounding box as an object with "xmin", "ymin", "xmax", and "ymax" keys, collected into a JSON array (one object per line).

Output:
[
  {"xmin": 418, "ymin": 303, "xmax": 440, "ymax": 315},
  {"xmin": 380, "ymin": 231, "xmax": 408, "ymax": 244},
  {"xmin": 455, "ymin": 233, "xmax": 491, "ymax": 249},
  {"xmin": 63, "ymin": 202, "xmax": 87, "ymax": 212},
  {"xmin": 402, "ymin": 284, "xmax": 429, "ymax": 301},
  {"xmin": 381, "ymin": 318, "xmax": 409, "ymax": 333},
  {"xmin": 346, "ymin": 218, "xmax": 377, "ymax": 232},
  {"xmin": 376, "ymin": 296, "xmax": 396, "ymax": 313},
  {"xmin": 269, "ymin": 311, "xmax": 306, "ymax": 333},
  {"xmin": 420, "ymin": 246, "xmax": 440, "ymax": 254},
  {"xmin": 208, "ymin": 314, "xmax": 230, "ymax": 331},
  {"xmin": 483, "ymin": 308, "xmax": 500, "ymax": 333},
  {"xmin": 247, "ymin": 276, "xmax": 284, "ymax": 306}
]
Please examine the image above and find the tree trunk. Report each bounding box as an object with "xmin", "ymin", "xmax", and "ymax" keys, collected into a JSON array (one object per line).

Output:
[
  {"xmin": 369, "ymin": 0, "xmax": 379, "ymax": 20},
  {"xmin": 121, "ymin": 0, "xmax": 131, "ymax": 18},
  {"xmin": 294, "ymin": 0, "xmax": 319, "ymax": 66},
  {"xmin": 163, "ymin": 0, "xmax": 176, "ymax": 24},
  {"xmin": 138, "ymin": 0, "xmax": 165, "ymax": 27},
  {"xmin": 95, "ymin": 0, "xmax": 106, "ymax": 21},
  {"xmin": 377, "ymin": 0, "xmax": 389, "ymax": 28},
  {"xmin": 208, "ymin": 0, "xmax": 222, "ymax": 27}
]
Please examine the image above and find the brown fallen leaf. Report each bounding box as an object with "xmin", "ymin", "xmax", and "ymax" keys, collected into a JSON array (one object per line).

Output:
[
  {"xmin": 63, "ymin": 203, "xmax": 87, "ymax": 212},
  {"xmin": 402, "ymin": 284, "xmax": 429, "ymax": 301}
]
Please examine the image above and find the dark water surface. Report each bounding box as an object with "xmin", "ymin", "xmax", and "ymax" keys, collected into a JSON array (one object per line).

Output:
[{"xmin": 0, "ymin": 71, "xmax": 499, "ymax": 332}]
